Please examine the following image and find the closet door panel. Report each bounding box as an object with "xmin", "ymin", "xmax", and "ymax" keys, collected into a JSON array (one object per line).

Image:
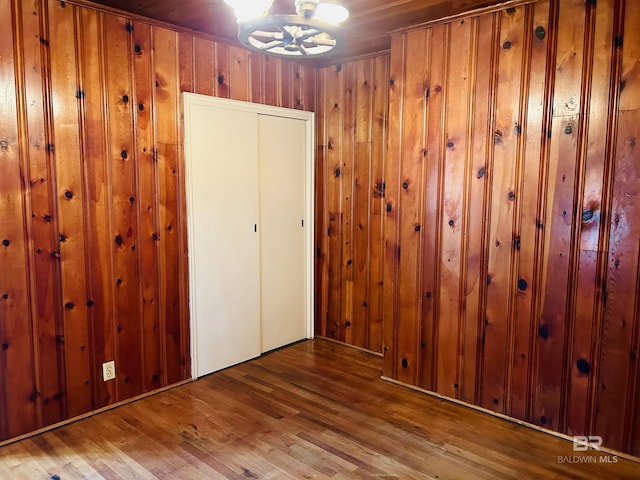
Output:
[
  {"xmin": 259, "ymin": 115, "xmax": 307, "ymax": 352},
  {"xmin": 187, "ymin": 103, "xmax": 261, "ymax": 376}
]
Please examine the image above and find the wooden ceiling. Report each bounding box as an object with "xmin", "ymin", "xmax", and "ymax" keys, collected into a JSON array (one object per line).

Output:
[{"xmin": 84, "ymin": 0, "xmax": 504, "ymax": 63}]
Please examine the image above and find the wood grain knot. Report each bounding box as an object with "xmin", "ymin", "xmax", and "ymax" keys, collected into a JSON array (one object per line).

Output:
[
  {"xmin": 502, "ymin": 40, "xmax": 512, "ymax": 50},
  {"xmin": 64, "ymin": 190, "xmax": 73, "ymax": 199},
  {"xmin": 402, "ymin": 181, "xmax": 409, "ymax": 190},
  {"xmin": 217, "ymin": 75, "xmax": 224, "ymax": 85},
  {"xmin": 58, "ymin": 234, "xmax": 66, "ymax": 242},
  {"xmin": 0, "ymin": 140, "xmax": 8, "ymax": 150},
  {"xmin": 535, "ymin": 26, "xmax": 546, "ymax": 40},
  {"xmin": 2, "ymin": 239, "xmax": 10, "ymax": 247},
  {"xmin": 517, "ymin": 278, "xmax": 528, "ymax": 291},
  {"xmin": 134, "ymin": 44, "xmax": 142, "ymax": 54},
  {"xmin": 121, "ymin": 149, "xmax": 128, "ymax": 159},
  {"xmin": 1, "ymin": 343, "xmax": 8, "ymax": 351},
  {"xmin": 564, "ymin": 124, "xmax": 573, "ymax": 135},
  {"xmin": 540, "ymin": 416, "xmax": 548, "ymax": 425},
  {"xmin": 446, "ymin": 141, "xmax": 454, "ymax": 148},
  {"xmin": 538, "ymin": 325, "xmax": 549, "ymax": 340},
  {"xmin": 506, "ymin": 7, "xmax": 516, "ymax": 13},
  {"xmin": 336, "ymin": 64, "xmax": 342, "ymax": 73},
  {"xmin": 448, "ymin": 220, "xmax": 455, "ymax": 227},
  {"xmin": 345, "ymin": 321, "xmax": 351, "ymax": 327},
  {"xmin": 414, "ymin": 225, "xmax": 421, "ymax": 232},
  {"xmin": 576, "ymin": 358, "xmax": 590, "ymax": 375},
  {"xmin": 582, "ymin": 209, "xmax": 594, "ymax": 222},
  {"xmin": 64, "ymin": 302, "xmax": 74, "ymax": 310},
  {"xmin": 386, "ymin": 203, "xmax": 392, "ymax": 213},
  {"xmin": 2, "ymin": 294, "xmax": 8, "ymax": 300},
  {"xmin": 115, "ymin": 235, "xmax": 124, "ymax": 247},
  {"xmin": 87, "ymin": 300, "xmax": 95, "ymax": 307},
  {"xmin": 401, "ymin": 358, "xmax": 408, "ymax": 368}
]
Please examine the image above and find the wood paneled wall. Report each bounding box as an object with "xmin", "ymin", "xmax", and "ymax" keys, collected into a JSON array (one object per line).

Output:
[
  {"xmin": 0, "ymin": 0, "xmax": 315, "ymax": 442},
  {"xmin": 382, "ymin": 0, "xmax": 640, "ymax": 455},
  {"xmin": 315, "ymin": 56, "xmax": 390, "ymax": 353}
]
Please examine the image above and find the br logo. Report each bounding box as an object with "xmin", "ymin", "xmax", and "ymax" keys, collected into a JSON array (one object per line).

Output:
[{"xmin": 573, "ymin": 435, "xmax": 603, "ymax": 452}]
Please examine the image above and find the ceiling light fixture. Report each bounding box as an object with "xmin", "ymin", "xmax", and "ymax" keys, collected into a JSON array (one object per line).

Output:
[{"xmin": 224, "ymin": 0, "xmax": 349, "ymax": 58}]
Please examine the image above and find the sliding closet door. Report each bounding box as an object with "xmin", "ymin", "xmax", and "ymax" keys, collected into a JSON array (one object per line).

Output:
[
  {"xmin": 258, "ymin": 114, "xmax": 307, "ymax": 352},
  {"xmin": 187, "ymin": 103, "xmax": 261, "ymax": 377}
]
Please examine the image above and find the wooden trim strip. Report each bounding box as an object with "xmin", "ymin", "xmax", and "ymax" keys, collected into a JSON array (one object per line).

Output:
[
  {"xmin": 392, "ymin": 0, "xmax": 537, "ymax": 35},
  {"xmin": 61, "ymin": 0, "xmax": 239, "ymax": 47}
]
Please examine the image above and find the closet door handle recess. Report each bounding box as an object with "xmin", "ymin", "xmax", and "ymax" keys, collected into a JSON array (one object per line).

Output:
[{"xmin": 254, "ymin": 224, "xmax": 257, "ymax": 233}]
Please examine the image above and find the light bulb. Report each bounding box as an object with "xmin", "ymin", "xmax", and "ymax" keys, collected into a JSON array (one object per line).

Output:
[
  {"xmin": 225, "ymin": 0, "xmax": 274, "ymax": 23},
  {"xmin": 314, "ymin": 1, "xmax": 349, "ymax": 25}
]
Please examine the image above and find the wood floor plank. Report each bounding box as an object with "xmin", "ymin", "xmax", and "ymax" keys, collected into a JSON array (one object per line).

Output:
[{"xmin": 0, "ymin": 339, "xmax": 638, "ymax": 479}]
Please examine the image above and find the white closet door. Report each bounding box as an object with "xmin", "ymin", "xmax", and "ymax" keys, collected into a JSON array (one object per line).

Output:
[
  {"xmin": 187, "ymin": 103, "xmax": 261, "ymax": 377},
  {"xmin": 258, "ymin": 114, "xmax": 307, "ymax": 352}
]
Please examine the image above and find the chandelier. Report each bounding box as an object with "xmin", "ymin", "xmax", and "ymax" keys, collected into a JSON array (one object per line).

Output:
[{"xmin": 224, "ymin": 0, "xmax": 349, "ymax": 57}]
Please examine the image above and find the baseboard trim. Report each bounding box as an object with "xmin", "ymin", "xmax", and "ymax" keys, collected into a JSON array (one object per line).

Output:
[
  {"xmin": 0, "ymin": 379, "xmax": 193, "ymax": 448},
  {"xmin": 314, "ymin": 336, "xmax": 384, "ymax": 357},
  {"xmin": 380, "ymin": 376, "xmax": 640, "ymax": 465}
]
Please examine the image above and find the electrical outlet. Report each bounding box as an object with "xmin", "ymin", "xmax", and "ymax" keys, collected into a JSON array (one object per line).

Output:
[{"xmin": 102, "ymin": 360, "xmax": 116, "ymax": 381}]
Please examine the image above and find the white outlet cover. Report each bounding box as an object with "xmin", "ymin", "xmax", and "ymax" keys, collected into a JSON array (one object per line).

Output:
[{"xmin": 102, "ymin": 360, "xmax": 116, "ymax": 381}]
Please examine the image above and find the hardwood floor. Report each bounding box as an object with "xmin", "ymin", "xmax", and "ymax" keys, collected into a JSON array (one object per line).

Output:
[{"xmin": 1, "ymin": 339, "xmax": 638, "ymax": 479}]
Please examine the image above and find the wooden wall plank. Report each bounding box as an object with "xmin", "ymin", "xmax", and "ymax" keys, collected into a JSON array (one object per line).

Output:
[
  {"xmin": 460, "ymin": 12, "xmax": 496, "ymax": 405},
  {"xmin": 367, "ymin": 54, "xmax": 388, "ymax": 354},
  {"xmin": 324, "ymin": 65, "xmax": 344, "ymax": 342},
  {"xmin": 419, "ymin": 25, "xmax": 446, "ymax": 390},
  {"xmin": 0, "ymin": 0, "xmax": 38, "ymax": 439},
  {"xmin": 280, "ymin": 59, "xmax": 292, "ymax": 109},
  {"xmin": 214, "ymin": 42, "xmax": 230, "ymax": 99},
  {"xmin": 595, "ymin": 109, "xmax": 640, "ymax": 452},
  {"xmin": 315, "ymin": 68, "xmax": 328, "ymax": 338},
  {"xmin": 566, "ymin": 0, "xmax": 615, "ymax": 437},
  {"xmin": 509, "ymin": 0, "xmax": 549, "ymax": 421},
  {"xmin": 383, "ymin": 33, "xmax": 406, "ymax": 377},
  {"xmin": 301, "ymin": 65, "xmax": 316, "ymax": 113},
  {"xmin": 18, "ymin": 0, "xmax": 66, "ymax": 427},
  {"xmin": 533, "ymin": 0, "xmax": 586, "ymax": 432},
  {"xmin": 178, "ymin": 33, "xmax": 193, "ymax": 94},
  {"xmin": 48, "ymin": 0, "xmax": 92, "ymax": 419},
  {"xmin": 78, "ymin": 7, "xmax": 114, "ymax": 409},
  {"xmin": 133, "ymin": 21, "xmax": 161, "ymax": 394},
  {"xmin": 395, "ymin": 28, "xmax": 428, "ymax": 386},
  {"xmin": 339, "ymin": 62, "xmax": 355, "ymax": 345},
  {"xmin": 351, "ymin": 59, "xmax": 373, "ymax": 349},
  {"xmin": 193, "ymin": 37, "xmax": 214, "ymax": 96},
  {"xmin": 262, "ymin": 56, "xmax": 279, "ymax": 107},
  {"xmin": 481, "ymin": 6, "xmax": 526, "ymax": 414},
  {"xmin": 103, "ymin": 13, "xmax": 143, "ymax": 401},
  {"xmin": 437, "ymin": 18, "xmax": 473, "ymax": 399},
  {"xmin": 229, "ymin": 45, "xmax": 250, "ymax": 102},
  {"xmin": 152, "ymin": 26, "xmax": 183, "ymax": 386}
]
